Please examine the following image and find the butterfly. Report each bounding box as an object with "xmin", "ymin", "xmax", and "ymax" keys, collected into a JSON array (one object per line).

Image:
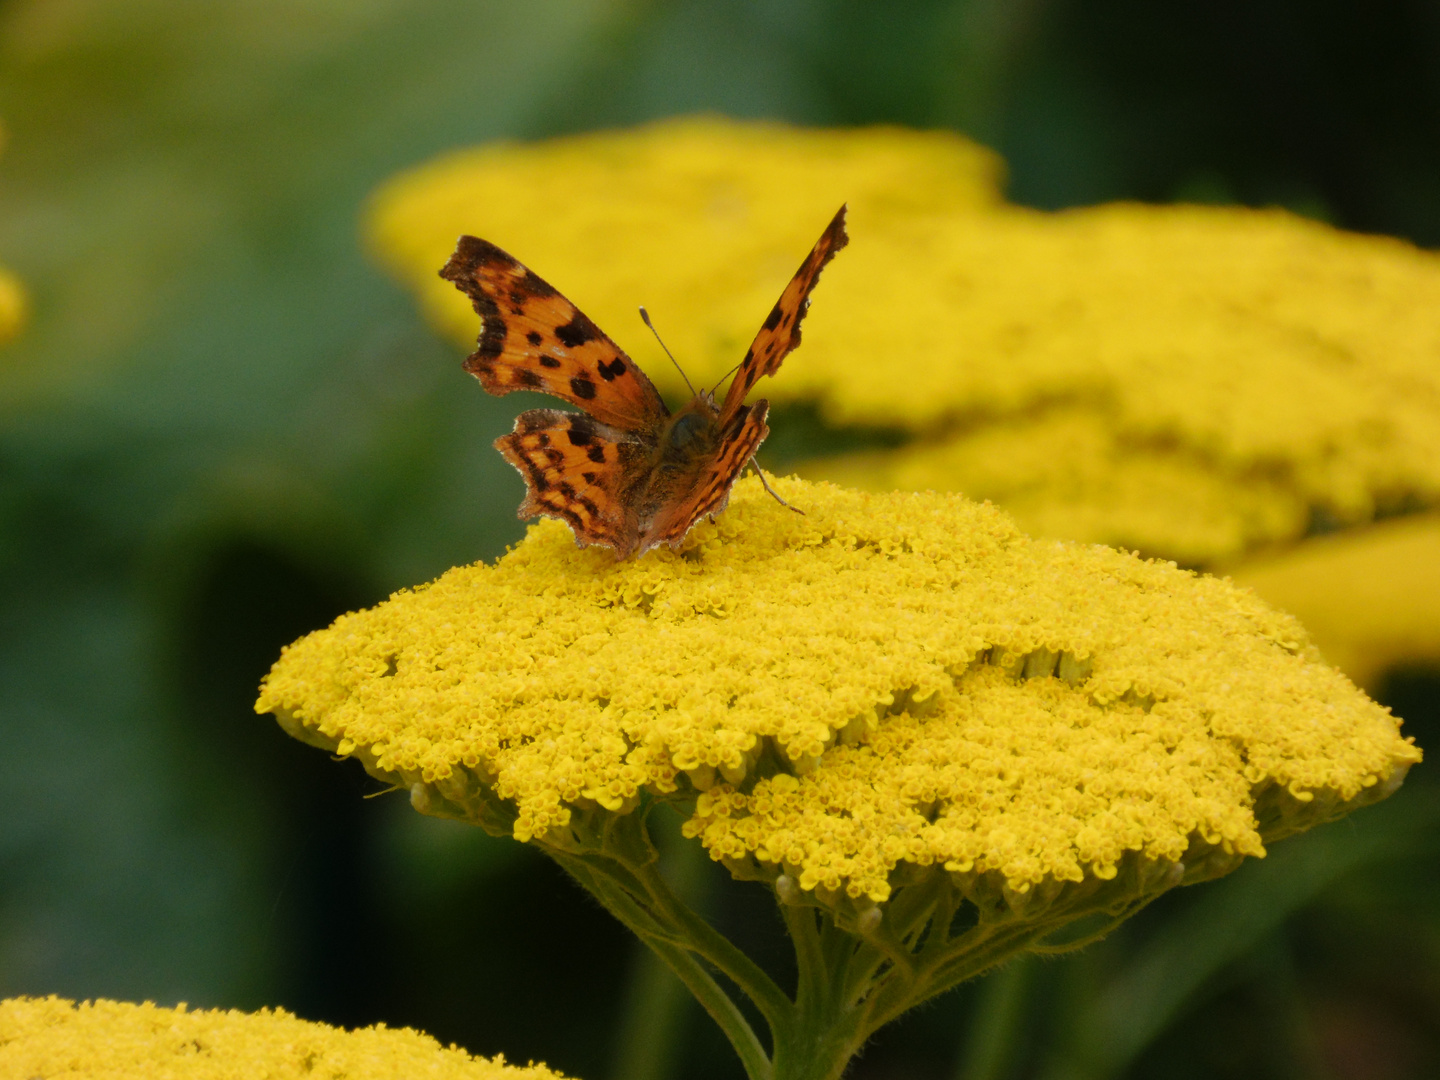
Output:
[{"xmin": 440, "ymin": 204, "xmax": 849, "ymax": 558}]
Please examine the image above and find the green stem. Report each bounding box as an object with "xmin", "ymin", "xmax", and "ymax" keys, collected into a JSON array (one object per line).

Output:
[
  {"xmin": 781, "ymin": 901, "xmax": 826, "ymax": 1002},
  {"xmin": 627, "ymin": 853, "xmax": 794, "ymax": 1027},
  {"xmin": 640, "ymin": 934, "xmax": 775, "ymax": 1080},
  {"xmin": 551, "ymin": 850, "xmax": 774, "ymax": 1080}
]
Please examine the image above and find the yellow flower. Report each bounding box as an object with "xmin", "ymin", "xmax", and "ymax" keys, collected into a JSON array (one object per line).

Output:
[
  {"xmin": 793, "ymin": 203, "xmax": 1440, "ymax": 568},
  {"xmin": 257, "ymin": 476, "xmax": 1416, "ymax": 1080},
  {"xmin": 0, "ymin": 122, "xmax": 25, "ymax": 348},
  {"xmin": 1229, "ymin": 511, "xmax": 1440, "ymax": 690},
  {"xmin": 257, "ymin": 477, "xmax": 1415, "ymax": 903},
  {"xmin": 0, "ymin": 267, "xmax": 23, "ymax": 346},
  {"xmin": 0, "ymin": 996, "xmax": 569, "ymax": 1080},
  {"xmin": 366, "ymin": 114, "xmax": 1002, "ymax": 398}
]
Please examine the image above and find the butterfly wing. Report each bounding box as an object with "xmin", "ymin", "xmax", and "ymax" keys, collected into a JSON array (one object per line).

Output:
[
  {"xmin": 495, "ymin": 409, "xmax": 651, "ymax": 556},
  {"xmin": 635, "ymin": 402, "xmax": 771, "ymax": 556},
  {"xmin": 442, "ymin": 236, "xmax": 670, "ymax": 435},
  {"xmin": 718, "ymin": 204, "xmax": 850, "ymax": 424}
]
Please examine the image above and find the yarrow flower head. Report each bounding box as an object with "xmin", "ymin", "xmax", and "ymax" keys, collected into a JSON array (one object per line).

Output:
[
  {"xmin": 366, "ymin": 115, "xmax": 1002, "ymax": 399},
  {"xmin": 0, "ymin": 996, "xmax": 569, "ymax": 1080},
  {"xmin": 257, "ymin": 476, "xmax": 1417, "ymax": 1080}
]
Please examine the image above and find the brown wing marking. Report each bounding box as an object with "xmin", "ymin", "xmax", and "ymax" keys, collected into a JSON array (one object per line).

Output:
[
  {"xmin": 495, "ymin": 409, "xmax": 650, "ymax": 555},
  {"xmin": 636, "ymin": 402, "xmax": 772, "ymax": 556},
  {"xmin": 442, "ymin": 236, "xmax": 669, "ymax": 435},
  {"xmin": 718, "ymin": 205, "xmax": 850, "ymax": 423}
]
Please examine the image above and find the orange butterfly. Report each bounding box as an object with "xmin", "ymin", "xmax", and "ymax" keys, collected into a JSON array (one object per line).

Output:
[{"xmin": 440, "ymin": 205, "xmax": 849, "ymax": 558}]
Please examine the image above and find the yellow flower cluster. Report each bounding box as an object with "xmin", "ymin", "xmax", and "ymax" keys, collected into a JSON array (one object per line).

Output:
[
  {"xmin": 1231, "ymin": 511, "xmax": 1440, "ymax": 690},
  {"xmin": 256, "ymin": 478, "xmax": 1417, "ymax": 903},
  {"xmin": 368, "ymin": 120, "xmax": 1440, "ymax": 567},
  {"xmin": 366, "ymin": 115, "xmax": 1002, "ymax": 394},
  {"xmin": 797, "ymin": 203, "xmax": 1440, "ymax": 564},
  {"xmin": 0, "ymin": 268, "xmax": 23, "ymax": 346},
  {"xmin": 0, "ymin": 996, "xmax": 567, "ymax": 1080},
  {"xmin": 0, "ymin": 123, "xmax": 25, "ymax": 348}
]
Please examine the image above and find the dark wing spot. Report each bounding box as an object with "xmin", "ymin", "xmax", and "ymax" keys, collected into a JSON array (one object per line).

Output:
[
  {"xmin": 582, "ymin": 471, "xmax": 598, "ymax": 484},
  {"xmin": 526, "ymin": 331, "xmax": 543, "ymax": 346},
  {"xmin": 520, "ymin": 270, "xmax": 557, "ymax": 298},
  {"xmin": 566, "ymin": 426, "xmax": 594, "ymax": 447},
  {"xmin": 587, "ymin": 444, "xmax": 606, "ymax": 463},
  {"xmin": 539, "ymin": 356, "xmax": 561, "ymax": 368},
  {"xmin": 510, "ymin": 291, "xmax": 527, "ymax": 306},
  {"xmin": 597, "ymin": 358, "xmax": 627, "ymax": 381},
  {"xmin": 516, "ymin": 369, "xmax": 542, "ymax": 389},
  {"xmin": 556, "ymin": 314, "xmax": 599, "ymax": 348},
  {"xmin": 764, "ymin": 303, "xmax": 783, "ymax": 331},
  {"xmin": 477, "ymin": 317, "xmax": 507, "ymax": 359},
  {"xmin": 570, "ymin": 377, "xmax": 597, "ymax": 400}
]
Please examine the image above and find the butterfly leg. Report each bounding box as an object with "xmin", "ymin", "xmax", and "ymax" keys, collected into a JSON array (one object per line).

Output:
[{"xmin": 751, "ymin": 457, "xmax": 804, "ymax": 515}]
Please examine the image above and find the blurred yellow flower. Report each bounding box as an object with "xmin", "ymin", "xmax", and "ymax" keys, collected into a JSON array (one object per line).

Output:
[
  {"xmin": 0, "ymin": 268, "xmax": 24, "ymax": 346},
  {"xmin": 0, "ymin": 996, "xmax": 569, "ymax": 1080},
  {"xmin": 0, "ymin": 122, "xmax": 25, "ymax": 347},
  {"xmin": 366, "ymin": 114, "xmax": 1002, "ymax": 397},
  {"xmin": 794, "ymin": 203, "xmax": 1440, "ymax": 567},
  {"xmin": 1229, "ymin": 511, "xmax": 1440, "ymax": 690},
  {"xmin": 257, "ymin": 477, "xmax": 1416, "ymax": 906}
]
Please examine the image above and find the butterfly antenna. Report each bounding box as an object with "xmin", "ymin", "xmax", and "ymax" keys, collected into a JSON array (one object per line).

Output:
[
  {"xmin": 639, "ymin": 306, "xmax": 699, "ymax": 397},
  {"xmin": 710, "ymin": 360, "xmax": 745, "ymax": 398}
]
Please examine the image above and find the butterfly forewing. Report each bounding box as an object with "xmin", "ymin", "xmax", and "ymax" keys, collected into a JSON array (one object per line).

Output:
[
  {"xmin": 719, "ymin": 204, "xmax": 850, "ymax": 423},
  {"xmin": 442, "ymin": 236, "xmax": 670, "ymax": 434},
  {"xmin": 495, "ymin": 409, "xmax": 651, "ymax": 555}
]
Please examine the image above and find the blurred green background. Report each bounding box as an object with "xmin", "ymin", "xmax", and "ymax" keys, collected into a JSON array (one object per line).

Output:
[{"xmin": 2, "ymin": 2, "xmax": 1438, "ymax": 1079}]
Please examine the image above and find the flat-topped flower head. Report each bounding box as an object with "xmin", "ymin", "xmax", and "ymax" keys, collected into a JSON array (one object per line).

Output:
[
  {"xmin": 258, "ymin": 477, "xmax": 1416, "ymax": 903},
  {"xmin": 257, "ymin": 476, "xmax": 1417, "ymax": 1080},
  {"xmin": 798, "ymin": 203, "xmax": 1440, "ymax": 566},
  {"xmin": 367, "ymin": 115, "xmax": 1002, "ymax": 398},
  {"xmin": 0, "ymin": 996, "xmax": 569, "ymax": 1080}
]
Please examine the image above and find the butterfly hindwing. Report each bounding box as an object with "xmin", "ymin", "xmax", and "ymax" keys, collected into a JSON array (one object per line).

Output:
[
  {"xmin": 719, "ymin": 205, "xmax": 849, "ymax": 423},
  {"xmin": 495, "ymin": 409, "xmax": 651, "ymax": 554},
  {"xmin": 636, "ymin": 402, "xmax": 771, "ymax": 555},
  {"xmin": 442, "ymin": 236, "xmax": 670, "ymax": 434}
]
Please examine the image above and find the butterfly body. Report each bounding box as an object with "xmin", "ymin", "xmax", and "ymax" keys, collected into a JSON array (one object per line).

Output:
[{"xmin": 441, "ymin": 206, "xmax": 847, "ymax": 558}]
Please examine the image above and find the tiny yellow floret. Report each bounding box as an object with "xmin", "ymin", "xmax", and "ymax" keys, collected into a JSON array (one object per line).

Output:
[
  {"xmin": 257, "ymin": 478, "xmax": 1418, "ymax": 905},
  {"xmin": 0, "ymin": 996, "xmax": 570, "ymax": 1080}
]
